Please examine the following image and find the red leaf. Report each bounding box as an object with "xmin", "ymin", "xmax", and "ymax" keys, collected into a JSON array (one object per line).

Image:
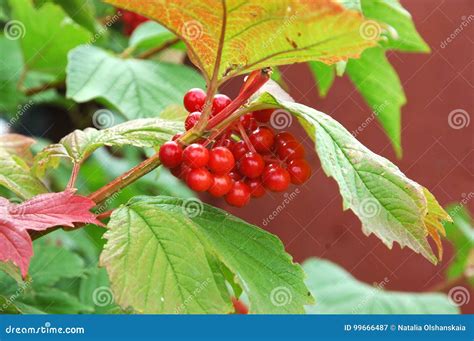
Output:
[
  {"xmin": 0, "ymin": 219, "xmax": 33, "ymax": 278},
  {"xmin": 0, "ymin": 190, "xmax": 102, "ymax": 277},
  {"xmin": 4, "ymin": 190, "xmax": 102, "ymax": 230}
]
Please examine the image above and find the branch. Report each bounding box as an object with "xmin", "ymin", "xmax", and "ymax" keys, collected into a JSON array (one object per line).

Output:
[{"xmin": 136, "ymin": 38, "xmax": 180, "ymax": 59}]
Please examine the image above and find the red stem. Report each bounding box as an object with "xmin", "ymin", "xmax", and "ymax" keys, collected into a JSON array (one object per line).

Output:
[{"xmin": 66, "ymin": 163, "xmax": 80, "ymax": 189}]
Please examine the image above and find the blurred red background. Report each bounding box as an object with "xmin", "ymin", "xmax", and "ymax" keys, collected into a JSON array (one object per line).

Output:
[{"xmin": 209, "ymin": 0, "xmax": 473, "ymax": 313}]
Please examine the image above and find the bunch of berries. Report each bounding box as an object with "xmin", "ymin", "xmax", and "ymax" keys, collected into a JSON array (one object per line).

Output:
[
  {"xmin": 159, "ymin": 88, "xmax": 311, "ymax": 207},
  {"xmin": 121, "ymin": 10, "xmax": 149, "ymax": 36}
]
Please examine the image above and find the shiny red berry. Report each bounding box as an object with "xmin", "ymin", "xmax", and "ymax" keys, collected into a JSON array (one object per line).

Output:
[
  {"xmin": 212, "ymin": 94, "xmax": 232, "ymax": 116},
  {"xmin": 253, "ymin": 109, "xmax": 274, "ymax": 123},
  {"xmin": 225, "ymin": 181, "xmax": 251, "ymax": 207},
  {"xmin": 287, "ymin": 159, "xmax": 311, "ymax": 185},
  {"xmin": 159, "ymin": 141, "xmax": 183, "ymax": 168},
  {"xmin": 184, "ymin": 88, "xmax": 206, "ymax": 112},
  {"xmin": 185, "ymin": 112, "xmax": 202, "ymax": 131},
  {"xmin": 229, "ymin": 170, "xmax": 243, "ymax": 181},
  {"xmin": 220, "ymin": 138, "xmax": 235, "ymax": 150},
  {"xmin": 231, "ymin": 140, "xmax": 249, "ymax": 161},
  {"xmin": 170, "ymin": 163, "xmax": 191, "ymax": 180},
  {"xmin": 208, "ymin": 147, "xmax": 235, "ymax": 174},
  {"xmin": 239, "ymin": 113, "xmax": 258, "ymax": 132},
  {"xmin": 186, "ymin": 168, "xmax": 213, "ymax": 192},
  {"xmin": 172, "ymin": 133, "xmax": 183, "ymax": 141},
  {"xmin": 274, "ymin": 131, "xmax": 296, "ymax": 149},
  {"xmin": 247, "ymin": 178, "xmax": 265, "ymax": 198},
  {"xmin": 238, "ymin": 152, "xmax": 265, "ymax": 178},
  {"xmin": 208, "ymin": 174, "xmax": 233, "ymax": 197},
  {"xmin": 262, "ymin": 166, "xmax": 291, "ymax": 192},
  {"xmin": 250, "ymin": 127, "xmax": 275, "ymax": 153},
  {"xmin": 277, "ymin": 140, "xmax": 305, "ymax": 161},
  {"xmin": 182, "ymin": 143, "xmax": 209, "ymax": 168}
]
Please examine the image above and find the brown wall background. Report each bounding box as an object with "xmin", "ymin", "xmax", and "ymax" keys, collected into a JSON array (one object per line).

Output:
[{"xmin": 207, "ymin": 0, "xmax": 474, "ymax": 313}]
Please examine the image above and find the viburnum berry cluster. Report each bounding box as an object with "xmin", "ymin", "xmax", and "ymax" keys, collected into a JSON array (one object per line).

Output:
[{"xmin": 159, "ymin": 88, "xmax": 312, "ymax": 207}]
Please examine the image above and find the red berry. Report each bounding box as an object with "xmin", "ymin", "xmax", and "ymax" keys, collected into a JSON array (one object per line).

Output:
[
  {"xmin": 262, "ymin": 166, "xmax": 291, "ymax": 192},
  {"xmin": 274, "ymin": 131, "xmax": 296, "ymax": 149},
  {"xmin": 212, "ymin": 94, "xmax": 232, "ymax": 116},
  {"xmin": 238, "ymin": 152, "xmax": 265, "ymax": 179},
  {"xmin": 229, "ymin": 170, "xmax": 242, "ymax": 181},
  {"xmin": 159, "ymin": 141, "xmax": 183, "ymax": 168},
  {"xmin": 208, "ymin": 174, "xmax": 233, "ymax": 197},
  {"xmin": 186, "ymin": 168, "xmax": 213, "ymax": 192},
  {"xmin": 221, "ymin": 138, "xmax": 235, "ymax": 150},
  {"xmin": 277, "ymin": 140, "xmax": 305, "ymax": 161},
  {"xmin": 182, "ymin": 143, "xmax": 209, "ymax": 168},
  {"xmin": 172, "ymin": 133, "xmax": 183, "ymax": 141},
  {"xmin": 184, "ymin": 88, "xmax": 206, "ymax": 112},
  {"xmin": 231, "ymin": 140, "xmax": 249, "ymax": 161},
  {"xmin": 185, "ymin": 112, "xmax": 201, "ymax": 131},
  {"xmin": 231, "ymin": 297, "xmax": 249, "ymax": 314},
  {"xmin": 247, "ymin": 178, "xmax": 265, "ymax": 198},
  {"xmin": 170, "ymin": 163, "xmax": 191, "ymax": 180},
  {"xmin": 208, "ymin": 147, "xmax": 235, "ymax": 174},
  {"xmin": 287, "ymin": 159, "xmax": 311, "ymax": 185},
  {"xmin": 239, "ymin": 114, "xmax": 258, "ymax": 132},
  {"xmin": 225, "ymin": 181, "xmax": 251, "ymax": 207},
  {"xmin": 253, "ymin": 109, "xmax": 274, "ymax": 123},
  {"xmin": 250, "ymin": 126, "xmax": 275, "ymax": 153}
]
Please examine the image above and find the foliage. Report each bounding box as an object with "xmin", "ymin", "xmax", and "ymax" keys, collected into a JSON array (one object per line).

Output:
[{"xmin": 0, "ymin": 0, "xmax": 453, "ymax": 315}]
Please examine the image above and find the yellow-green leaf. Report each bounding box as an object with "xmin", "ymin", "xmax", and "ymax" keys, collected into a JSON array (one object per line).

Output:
[{"xmin": 106, "ymin": 0, "xmax": 377, "ymax": 83}]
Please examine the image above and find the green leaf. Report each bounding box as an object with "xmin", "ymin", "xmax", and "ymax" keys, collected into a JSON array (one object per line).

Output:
[
  {"xmin": 66, "ymin": 45, "xmax": 204, "ymax": 119},
  {"xmin": 41, "ymin": 0, "xmax": 98, "ymax": 33},
  {"xmin": 9, "ymin": 0, "xmax": 91, "ymax": 79},
  {"xmin": 445, "ymin": 204, "xmax": 474, "ymax": 282},
  {"xmin": 0, "ymin": 149, "xmax": 47, "ymax": 199},
  {"xmin": 20, "ymin": 288, "xmax": 93, "ymax": 314},
  {"xmin": 33, "ymin": 117, "xmax": 183, "ymax": 176},
  {"xmin": 102, "ymin": 196, "xmax": 313, "ymax": 314},
  {"xmin": 308, "ymin": 62, "xmax": 335, "ymax": 98},
  {"xmin": 101, "ymin": 196, "xmax": 233, "ymax": 314},
  {"xmin": 249, "ymin": 92, "xmax": 449, "ymax": 264},
  {"xmin": 106, "ymin": 0, "xmax": 377, "ymax": 83},
  {"xmin": 361, "ymin": 0, "xmax": 430, "ymax": 52},
  {"xmin": 303, "ymin": 258, "xmax": 459, "ymax": 314},
  {"xmin": 129, "ymin": 21, "xmax": 176, "ymax": 51},
  {"xmin": 79, "ymin": 267, "xmax": 121, "ymax": 313},
  {"xmin": 28, "ymin": 242, "xmax": 85, "ymax": 288},
  {"xmin": 0, "ymin": 36, "xmax": 25, "ymax": 112},
  {"xmin": 347, "ymin": 47, "xmax": 406, "ymax": 157}
]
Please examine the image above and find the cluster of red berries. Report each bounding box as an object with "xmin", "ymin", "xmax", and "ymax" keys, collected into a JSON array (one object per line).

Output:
[
  {"xmin": 121, "ymin": 10, "xmax": 149, "ymax": 36},
  {"xmin": 158, "ymin": 88, "xmax": 311, "ymax": 207}
]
